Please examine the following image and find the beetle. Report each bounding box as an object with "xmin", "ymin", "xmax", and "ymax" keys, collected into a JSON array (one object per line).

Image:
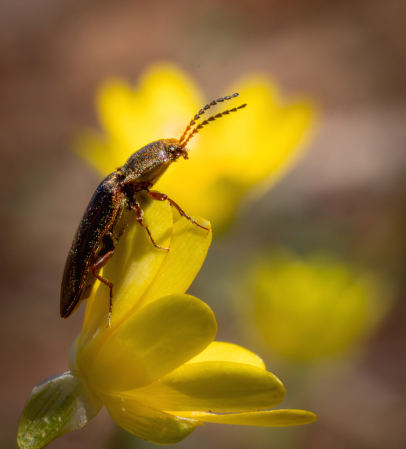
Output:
[{"xmin": 60, "ymin": 93, "xmax": 247, "ymax": 327}]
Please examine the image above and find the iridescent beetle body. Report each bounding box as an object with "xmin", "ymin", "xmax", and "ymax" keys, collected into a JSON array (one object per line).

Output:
[{"xmin": 60, "ymin": 95, "xmax": 246, "ymax": 326}]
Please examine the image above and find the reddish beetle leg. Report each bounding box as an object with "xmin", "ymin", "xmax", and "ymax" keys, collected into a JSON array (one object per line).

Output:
[
  {"xmin": 130, "ymin": 200, "xmax": 170, "ymax": 251},
  {"xmin": 147, "ymin": 189, "xmax": 210, "ymax": 231},
  {"xmin": 91, "ymin": 242, "xmax": 115, "ymax": 327}
]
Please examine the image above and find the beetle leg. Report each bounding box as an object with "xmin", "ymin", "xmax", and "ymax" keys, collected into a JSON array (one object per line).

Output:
[
  {"xmin": 91, "ymin": 245, "xmax": 115, "ymax": 328},
  {"xmin": 147, "ymin": 189, "xmax": 210, "ymax": 231},
  {"xmin": 130, "ymin": 200, "xmax": 170, "ymax": 251}
]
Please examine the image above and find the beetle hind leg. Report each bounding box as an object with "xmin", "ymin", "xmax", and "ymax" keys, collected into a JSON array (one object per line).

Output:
[{"xmin": 91, "ymin": 236, "xmax": 116, "ymax": 327}]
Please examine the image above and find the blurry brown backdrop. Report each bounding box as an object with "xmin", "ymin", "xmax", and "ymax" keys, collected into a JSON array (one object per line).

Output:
[{"xmin": 1, "ymin": 1, "xmax": 406, "ymax": 448}]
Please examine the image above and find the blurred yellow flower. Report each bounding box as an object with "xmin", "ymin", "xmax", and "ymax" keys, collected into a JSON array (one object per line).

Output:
[
  {"xmin": 246, "ymin": 251, "xmax": 389, "ymax": 361},
  {"xmin": 17, "ymin": 202, "xmax": 316, "ymax": 448},
  {"xmin": 76, "ymin": 63, "xmax": 315, "ymax": 231}
]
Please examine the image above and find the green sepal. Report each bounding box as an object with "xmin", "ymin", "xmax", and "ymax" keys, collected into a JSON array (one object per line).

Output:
[{"xmin": 17, "ymin": 372, "xmax": 101, "ymax": 449}]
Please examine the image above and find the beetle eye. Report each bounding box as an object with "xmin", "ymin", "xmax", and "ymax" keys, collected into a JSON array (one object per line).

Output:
[{"xmin": 169, "ymin": 146, "xmax": 175, "ymax": 152}]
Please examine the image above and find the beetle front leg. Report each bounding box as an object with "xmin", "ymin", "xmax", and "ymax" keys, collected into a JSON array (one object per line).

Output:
[
  {"xmin": 130, "ymin": 200, "xmax": 170, "ymax": 251},
  {"xmin": 91, "ymin": 247, "xmax": 115, "ymax": 328},
  {"xmin": 147, "ymin": 190, "xmax": 210, "ymax": 231}
]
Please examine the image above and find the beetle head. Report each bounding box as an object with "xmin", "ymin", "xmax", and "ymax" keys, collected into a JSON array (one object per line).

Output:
[{"xmin": 162, "ymin": 138, "xmax": 189, "ymax": 161}]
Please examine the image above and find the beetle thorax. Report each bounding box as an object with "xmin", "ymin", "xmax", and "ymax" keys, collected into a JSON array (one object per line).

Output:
[{"xmin": 119, "ymin": 139, "xmax": 188, "ymax": 186}]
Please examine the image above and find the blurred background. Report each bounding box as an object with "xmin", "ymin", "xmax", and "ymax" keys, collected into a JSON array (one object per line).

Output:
[{"xmin": 1, "ymin": 1, "xmax": 406, "ymax": 448}]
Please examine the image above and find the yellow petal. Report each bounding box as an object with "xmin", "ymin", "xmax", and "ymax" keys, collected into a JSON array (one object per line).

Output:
[
  {"xmin": 83, "ymin": 294, "xmax": 217, "ymax": 392},
  {"xmin": 212, "ymin": 77, "xmax": 314, "ymax": 185},
  {"xmin": 103, "ymin": 196, "xmax": 173, "ymax": 326},
  {"xmin": 187, "ymin": 341, "xmax": 265, "ymax": 369},
  {"xmin": 78, "ymin": 196, "xmax": 173, "ymax": 352},
  {"xmin": 101, "ymin": 393, "xmax": 202, "ymax": 444},
  {"xmin": 134, "ymin": 361, "xmax": 285, "ymax": 412},
  {"xmin": 173, "ymin": 409, "xmax": 317, "ymax": 427},
  {"xmin": 67, "ymin": 334, "xmax": 80, "ymax": 374},
  {"xmin": 135, "ymin": 215, "xmax": 212, "ymax": 310}
]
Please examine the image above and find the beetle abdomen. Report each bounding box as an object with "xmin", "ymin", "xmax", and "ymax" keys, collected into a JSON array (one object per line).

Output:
[{"xmin": 60, "ymin": 172, "xmax": 124, "ymax": 318}]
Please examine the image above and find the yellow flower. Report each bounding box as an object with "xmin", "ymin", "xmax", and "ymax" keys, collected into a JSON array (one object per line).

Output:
[
  {"xmin": 245, "ymin": 251, "xmax": 390, "ymax": 361},
  {"xmin": 76, "ymin": 63, "xmax": 315, "ymax": 231},
  {"xmin": 17, "ymin": 201, "xmax": 316, "ymax": 448}
]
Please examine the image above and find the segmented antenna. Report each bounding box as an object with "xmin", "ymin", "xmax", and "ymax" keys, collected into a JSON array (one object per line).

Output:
[{"xmin": 179, "ymin": 93, "xmax": 247, "ymax": 148}]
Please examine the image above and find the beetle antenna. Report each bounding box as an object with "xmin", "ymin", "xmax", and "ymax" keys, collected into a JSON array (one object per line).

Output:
[
  {"xmin": 180, "ymin": 103, "xmax": 247, "ymax": 149},
  {"xmin": 179, "ymin": 93, "xmax": 240, "ymax": 144}
]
